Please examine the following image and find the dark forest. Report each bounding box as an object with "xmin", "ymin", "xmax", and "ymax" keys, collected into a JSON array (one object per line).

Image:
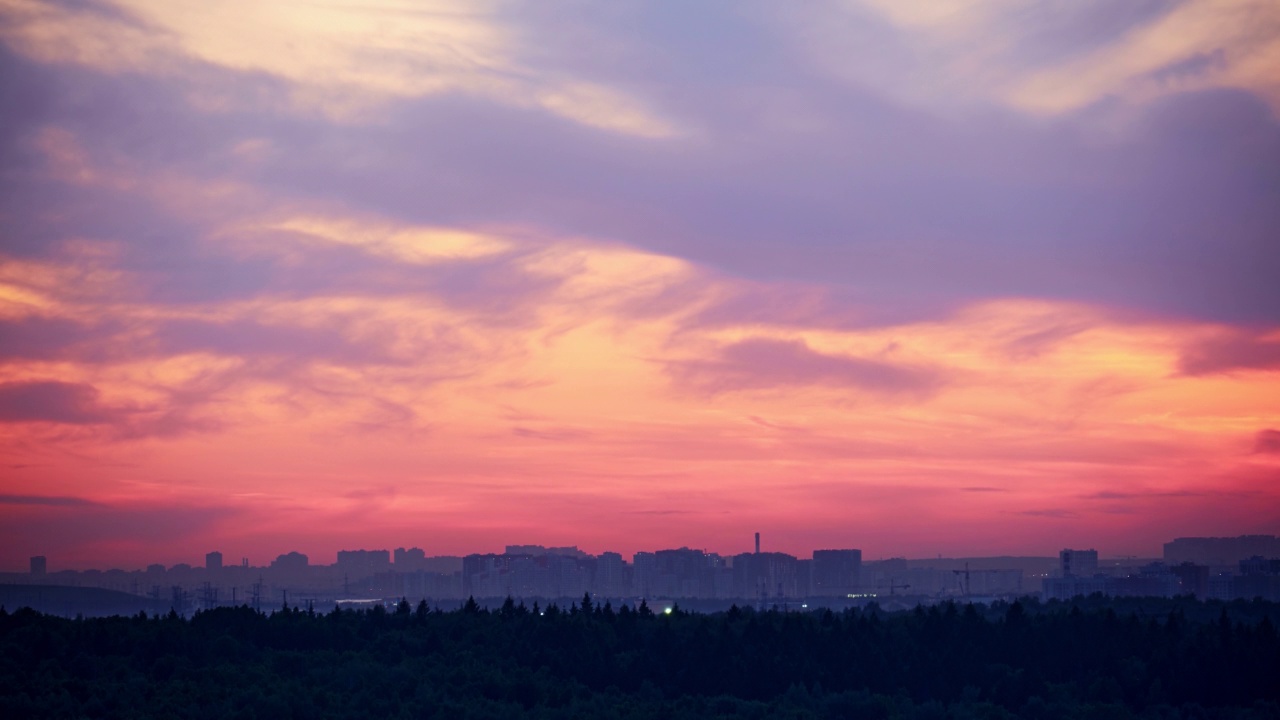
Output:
[{"xmin": 2, "ymin": 595, "xmax": 1278, "ymax": 719}]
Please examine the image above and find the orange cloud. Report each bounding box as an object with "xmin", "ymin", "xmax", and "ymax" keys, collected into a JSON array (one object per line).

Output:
[{"xmin": 2, "ymin": 202, "xmax": 1278, "ymax": 567}]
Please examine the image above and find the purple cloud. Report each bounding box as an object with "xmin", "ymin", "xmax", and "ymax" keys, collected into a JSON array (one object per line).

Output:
[
  {"xmin": 0, "ymin": 502, "xmax": 241, "ymax": 549},
  {"xmin": 1255, "ymin": 429, "xmax": 1280, "ymax": 455},
  {"xmin": 669, "ymin": 338, "xmax": 939, "ymax": 395},
  {"xmin": 0, "ymin": 380, "xmax": 112, "ymax": 424},
  {"xmin": 3, "ymin": 17, "xmax": 1278, "ymax": 327},
  {"xmin": 0, "ymin": 494, "xmax": 102, "ymax": 507},
  {"xmin": 1179, "ymin": 332, "xmax": 1280, "ymax": 375},
  {"xmin": 1081, "ymin": 490, "xmax": 1205, "ymax": 500},
  {"xmin": 149, "ymin": 318, "xmax": 399, "ymax": 366},
  {"xmin": 1019, "ymin": 509, "xmax": 1079, "ymax": 519}
]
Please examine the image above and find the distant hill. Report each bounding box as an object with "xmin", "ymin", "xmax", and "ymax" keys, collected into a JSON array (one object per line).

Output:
[{"xmin": 0, "ymin": 584, "xmax": 171, "ymax": 618}]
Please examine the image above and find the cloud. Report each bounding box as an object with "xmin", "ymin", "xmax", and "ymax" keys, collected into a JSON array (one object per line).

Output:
[
  {"xmin": 149, "ymin": 318, "xmax": 398, "ymax": 367},
  {"xmin": 623, "ymin": 510, "xmax": 710, "ymax": 516},
  {"xmin": 1255, "ymin": 429, "xmax": 1280, "ymax": 454},
  {"xmin": 1007, "ymin": 0, "xmax": 1280, "ymax": 114},
  {"xmin": 1179, "ymin": 332, "xmax": 1280, "ymax": 375},
  {"xmin": 1003, "ymin": 321, "xmax": 1092, "ymax": 360},
  {"xmin": 1, "ymin": 1, "xmax": 1279, "ymax": 565},
  {"xmin": 0, "ymin": 494, "xmax": 102, "ymax": 507},
  {"xmin": 0, "ymin": 380, "xmax": 113, "ymax": 424},
  {"xmin": 1018, "ymin": 509, "xmax": 1079, "ymax": 519},
  {"xmin": 7, "ymin": 20, "xmax": 1280, "ymax": 325},
  {"xmin": 0, "ymin": 501, "xmax": 241, "ymax": 550},
  {"xmin": 792, "ymin": 0, "xmax": 1280, "ymax": 116},
  {"xmin": 343, "ymin": 486, "xmax": 397, "ymax": 502},
  {"xmin": 668, "ymin": 338, "xmax": 941, "ymax": 396},
  {"xmin": 511, "ymin": 426, "xmax": 591, "ymax": 442},
  {"xmin": 0, "ymin": 0, "xmax": 677, "ymax": 136},
  {"xmin": 0, "ymin": 317, "xmax": 114, "ymax": 362},
  {"xmin": 1081, "ymin": 490, "xmax": 1205, "ymax": 500}
]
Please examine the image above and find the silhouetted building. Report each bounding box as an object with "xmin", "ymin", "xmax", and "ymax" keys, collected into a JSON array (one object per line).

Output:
[
  {"xmin": 1240, "ymin": 556, "xmax": 1280, "ymax": 576},
  {"xmin": 205, "ymin": 551, "xmax": 223, "ymax": 572},
  {"xmin": 420, "ymin": 556, "xmax": 463, "ymax": 574},
  {"xmin": 595, "ymin": 552, "xmax": 627, "ymax": 596},
  {"xmin": 812, "ymin": 549, "xmax": 862, "ymax": 596},
  {"xmin": 30, "ymin": 556, "xmax": 46, "ymax": 575},
  {"xmin": 271, "ymin": 551, "xmax": 309, "ymax": 570},
  {"xmin": 633, "ymin": 552, "xmax": 656, "ymax": 596},
  {"xmin": 649, "ymin": 548, "xmax": 720, "ymax": 598},
  {"xmin": 1163, "ymin": 536, "xmax": 1280, "ymax": 569},
  {"xmin": 1042, "ymin": 574, "xmax": 1109, "ymax": 600},
  {"xmin": 733, "ymin": 551, "xmax": 799, "ymax": 601},
  {"xmin": 1059, "ymin": 549, "xmax": 1097, "ymax": 578},
  {"xmin": 1233, "ymin": 556, "xmax": 1280, "ymax": 601},
  {"xmin": 336, "ymin": 549, "xmax": 390, "ymax": 579},
  {"xmin": 1045, "ymin": 560, "xmax": 1185, "ymax": 600},
  {"xmin": 1170, "ymin": 562, "xmax": 1210, "ymax": 597},
  {"xmin": 505, "ymin": 545, "xmax": 587, "ymax": 558},
  {"xmin": 394, "ymin": 547, "xmax": 426, "ymax": 570},
  {"xmin": 1112, "ymin": 562, "xmax": 1179, "ymax": 597}
]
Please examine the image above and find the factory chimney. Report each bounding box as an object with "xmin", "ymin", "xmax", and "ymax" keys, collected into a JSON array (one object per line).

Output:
[{"xmin": 755, "ymin": 532, "xmax": 760, "ymax": 554}]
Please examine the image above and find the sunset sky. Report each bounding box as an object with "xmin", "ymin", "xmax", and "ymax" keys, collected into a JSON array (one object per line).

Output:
[{"xmin": 2, "ymin": 0, "xmax": 1279, "ymax": 570}]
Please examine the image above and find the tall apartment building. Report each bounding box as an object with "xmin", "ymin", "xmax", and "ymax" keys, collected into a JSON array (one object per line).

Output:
[
  {"xmin": 811, "ymin": 549, "xmax": 862, "ymax": 596},
  {"xmin": 1060, "ymin": 549, "xmax": 1098, "ymax": 578}
]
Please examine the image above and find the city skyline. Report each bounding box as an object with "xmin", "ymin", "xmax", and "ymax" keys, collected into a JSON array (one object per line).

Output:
[
  {"xmin": 2, "ymin": 1, "xmax": 1279, "ymax": 569},
  {"xmin": 0, "ymin": 537, "xmax": 1222, "ymax": 575},
  {"xmin": 15, "ymin": 532, "xmax": 1280, "ymax": 575},
  {"xmin": 10, "ymin": 535, "xmax": 1277, "ymax": 615}
]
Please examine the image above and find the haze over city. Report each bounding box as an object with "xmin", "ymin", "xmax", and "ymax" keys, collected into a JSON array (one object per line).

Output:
[{"xmin": 2, "ymin": 0, "xmax": 1280, "ymax": 571}]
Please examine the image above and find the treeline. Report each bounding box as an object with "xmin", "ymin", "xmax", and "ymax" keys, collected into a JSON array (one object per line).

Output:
[{"xmin": 1, "ymin": 596, "xmax": 1277, "ymax": 719}]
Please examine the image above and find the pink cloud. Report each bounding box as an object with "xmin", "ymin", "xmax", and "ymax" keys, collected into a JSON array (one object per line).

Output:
[
  {"xmin": 668, "ymin": 338, "xmax": 941, "ymax": 396},
  {"xmin": 1179, "ymin": 332, "xmax": 1280, "ymax": 375},
  {"xmin": 0, "ymin": 380, "xmax": 113, "ymax": 424}
]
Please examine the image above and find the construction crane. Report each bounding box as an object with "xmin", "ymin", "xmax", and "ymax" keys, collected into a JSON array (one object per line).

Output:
[
  {"xmin": 952, "ymin": 562, "xmax": 971, "ymax": 598},
  {"xmin": 887, "ymin": 579, "xmax": 911, "ymax": 596}
]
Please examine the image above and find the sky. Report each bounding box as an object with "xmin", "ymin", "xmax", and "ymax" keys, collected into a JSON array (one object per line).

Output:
[{"xmin": 1, "ymin": 0, "xmax": 1278, "ymax": 570}]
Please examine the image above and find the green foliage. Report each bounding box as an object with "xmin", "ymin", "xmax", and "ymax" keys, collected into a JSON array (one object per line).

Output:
[{"xmin": 0, "ymin": 598, "xmax": 1276, "ymax": 719}]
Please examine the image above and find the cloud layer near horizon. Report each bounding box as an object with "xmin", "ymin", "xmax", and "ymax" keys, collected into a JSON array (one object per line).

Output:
[{"xmin": 1, "ymin": 0, "xmax": 1278, "ymax": 568}]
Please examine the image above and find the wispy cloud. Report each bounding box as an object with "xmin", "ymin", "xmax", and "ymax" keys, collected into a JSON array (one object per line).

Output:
[
  {"xmin": 1179, "ymin": 332, "xmax": 1280, "ymax": 375},
  {"xmin": 0, "ymin": 0, "xmax": 1277, "ymax": 566},
  {"xmin": 0, "ymin": 494, "xmax": 102, "ymax": 507},
  {"xmin": 1253, "ymin": 430, "xmax": 1280, "ymax": 455},
  {"xmin": 0, "ymin": 381, "xmax": 114, "ymax": 424},
  {"xmin": 1018, "ymin": 509, "xmax": 1079, "ymax": 519},
  {"xmin": 668, "ymin": 338, "xmax": 942, "ymax": 397}
]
